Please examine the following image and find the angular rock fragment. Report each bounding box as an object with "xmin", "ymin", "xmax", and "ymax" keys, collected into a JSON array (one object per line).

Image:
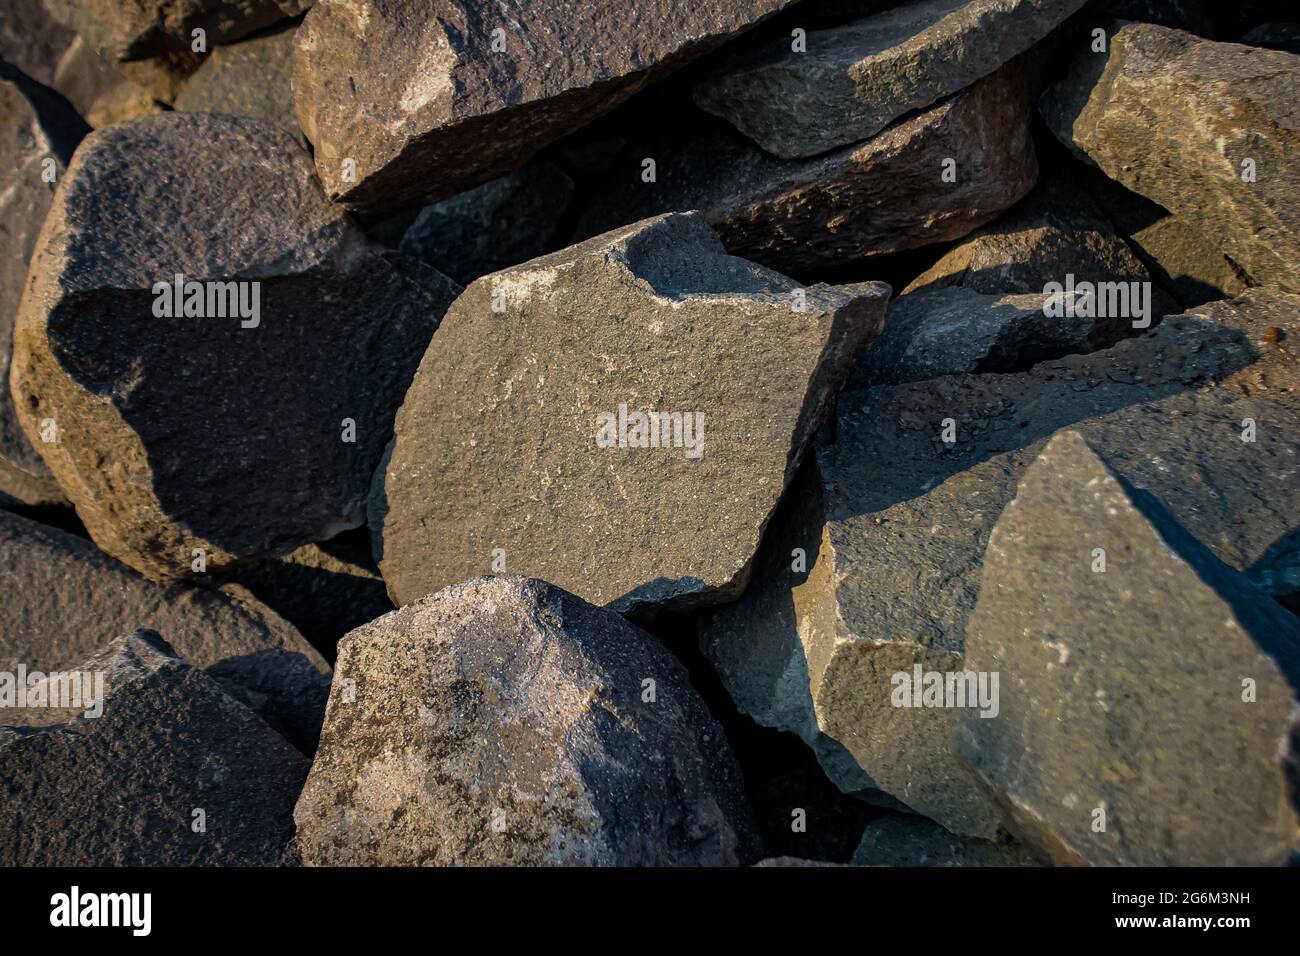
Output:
[
  {"xmin": 852, "ymin": 814, "xmax": 1041, "ymax": 866},
  {"xmin": 702, "ymin": 288, "xmax": 1300, "ymax": 837},
  {"xmin": 0, "ymin": 70, "xmax": 86, "ymax": 507},
  {"xmin": 957, "ymin": 431, "xmax": 1300, "ymax": 865},
  {"xmin": 0, "ymin": 509, "xmax": 329, "ymax": 751},
  {"xmin": 372, "ymin": 212, "xmax": 889, "ymax": 613},
  {"xmin": 694, "ymin": 0, "xmax": 1086, "ymax": 158},
  {"xmin": 293, "ymin": 0, "xmax": 797, "ymax": 214},
  {"xmin": 50, "ymin": 36, "xmax": 126, "ymax": 115},
  {"xmin": 399, "ymin": 160, "xmax": 574, "ymax": 286},
  {"xmin": 174, "ymin": 23, "xmax": 302, "ymax": 142},
  {"xmin": 578, "ymin": 62, "xmax": 1037, "ymax": 274},
  {"xmin": 11, "ymin": 113, "xmax": 461, "ymax": 582},
  {"xmin": 295, "ymin": 576, "xmax": 759, "ymax": 866},
  {"xmin": 0, "ymin": 0, "xmax": 77, "ymax": 86},
  {"xmin": 1042, "ymin": 22, "xmax": 1300, "ymax": 291},
  {"xmin": 44, "ymin": 0, "xmax": 309, "ymax": 60},
  {"xmin": 0, "ymin": 630, "xmax": 309, "ymax": 865},
  {"xmin": 85, "ymin": 82, "xmax": 163, "ymax": 128}
]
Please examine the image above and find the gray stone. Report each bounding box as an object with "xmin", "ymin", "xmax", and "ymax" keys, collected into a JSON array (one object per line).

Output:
[
  {"xmin": 852, "ymin": 814, "xmax": 1041, "ymax": 866},
  {"xmin": 956, "ymin": 431, "xmax": 1300, "ymax": 866},
  {"xmin": 293, "ymin": 0, "xmax": 798, "ymax": 215},
  {"xmin": 694, "ymin": 0, "xmax": 1086, "ymax": 159},
  {"xmin": 0, "ymin": 0, "xmax": 77, "ymax": 86},
  {"xmin": 51, "ymin": 36, "xmax": 125, "ymax": 115},
  {"xmin": 10, "ymin": 113, "xmax": 460, "ymax": 582},
  {"xmin": 295, "ymin": 575, "xmax": 759, "ymax": 866},
  {"xmin": 1042, "ymin": 22, "xmax": 1300, "ymax": 291},
  {"xmin": 0, "ymin": 630, "xmax": 309, "ymax": 865},
  {"xmin": 1239, "ymin": 23, "xmax": 1300, "ymax": 54},
  {"xmin": 701, "ymin": 288, "xmax": 1300, "ymax": 837},
  {"xmin": 371, "ymin": 212, "xmax": 889, "ymax": 613},
  {"xmin": 577, "ymin": 61, "xmax": 1038, "ymax": 275},
  {"xmin": 174, "ymin": 23, "xmax": 302, "ymax": 142},
  {"xmin": 0, "ymin": 509, "xmax": 330, "ymax": 752},
  {"xmin": 753, "ymin": 856, "xmax": 847, "ymax": 866},
  {"xmin": 399, "ymin": 160, "xmax": 574, "ymax": 286}
]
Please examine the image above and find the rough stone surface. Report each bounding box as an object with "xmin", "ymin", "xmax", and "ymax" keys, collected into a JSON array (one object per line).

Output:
[
  {"xmin": 0, "ymin": 0, "xmax": 77, "ymax": 86},
  {"xmin": 174, "ymin": 23, "xmax": 302, "ymax": 142},
  {"xmin": 0, "ymin": 630, "xmax": 309, "ymax": 865},
  {"xmin": 1042, "ymin": 22, "xmax": 1300, "ymax": 291},
  {"xmin": 293, "ymin": 0, "xmax": 798, "ymax": 214},
  {"xmin": 51, "ymin": 36, "xmax": 125, "ymax": 115},
  {"xmin": 117, "ymin": 50, "xmax": 207, "ymax": 105},
  {"xmin": 578, "ymin": 61, "xmax": 1038, "ymax": 275},
  {"xmin": 852, "ymin": 814, "xmax": 1041, "ymax": 866},
  {"xmin": 295, "ymin": 576, "xmax": 759, "ymax": 866},
  {"xmin": 44, "ymin": 0, "xmax": 310, "ymax": 60},
  {"xmin": 0, "ymin": 70, "xmax": 86, "ymax": 507},
  {"xmin": 400, "ymin": 160, "xmax": 575, "ymax": 286},
  {"xmin": 372, "ymin": 212, "xmax": 889, "ymax": 613},
  {"xmin": 701, "ymin": 288, "xmax": 1300, "ymax": 837},
  {"xmin": 0, "ymin": 509, "xmax": 329, "ymax": 751},
  {"xmin": 695, "ymin": 0, "xmax": 1086, "ymax": 158},
  {"xmin": 957, "ymin": 431, "xmax": 1300, "ymax": 865},
  {"xmin": 11, "ymin": 113, "xmax": 461, "ymax": 582},
  {"xmin": 85, "ymin": 81, "xmax": 163, "ymax": 128}
]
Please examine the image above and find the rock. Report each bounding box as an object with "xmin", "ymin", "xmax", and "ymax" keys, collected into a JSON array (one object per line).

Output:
[
  {"xmin": 174, "ymin": 23, "xmax": 301, "ymax": 141},
  {"xmin": 293, "ymin": 0, "xmax": 799, "ymax": 214},
  {"xmin": 399, "ymin": 160, "xmax": 574, "ymax": 286},
  {"xmin": 694, "ymin": 0, "xmax": 1086, "ymax": 159},
  {"xmin": 852, "ymin": 814, "xmax": 1041, "ymax": 866},
  {"xmin": 956, "ymin": 431, "xmax": 1300, "ymax": 865},
  {"xmin": 701, "ymin": 288, "xmax": 1300, "ymax": 837},
  {"xmin": 753, "ymin": 857, "xmax": 847, "ymax": 866},
  {"xmin": 0, "ymin": 69, "xmax": 86, "ymax": 507},
  {"xmin": 577, "ymin": 61, "xmax": 1038, "ymax": 275},
  {"xmin": 11, "ymin": 113, "xmax": 461, "ymax": 582},
  {"xmin": 371, "ymin": 212, "xmax": 889, "ymax": 613},
  {"xmin": 1239, "ymin": 23, "xmax": 1300, "ymax": 54},
  {"xmin": 85, "ymin": 81, "xmax": 162, "ymax": 128},
  {"xmin": 294, "ymin": 575, "xmax": 759, "ymax": 866},
  {"xmin": 0, "ymin": 629, "xmax": 309, "ymax": 865},
  {"xmin": 51, "ymin": 36, "xmax": 125, "ymax": 115},
  {"xmin": 0, "ymin": 0, "xmax": 77, "ymax": 86},
  {"xmin": 1042, "ymin": 22, "xmax": 1300, "ymax": 291},
  {"xmin": 1092, "ymin": 0, "xmax": 1214, "ymax": 35},
  {"xmin": 44, "ymin": 0, "xmax": 309, "ymax": 60},
  {"xmin": 0, "ymin": 508, "xmax": 330, "ymax": 751},
  {"xmin": 117, "ymin": 50, "xmax": 207, "ymax": 105}
]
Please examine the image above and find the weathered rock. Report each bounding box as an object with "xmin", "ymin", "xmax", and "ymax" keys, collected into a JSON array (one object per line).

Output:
[
  {"xmin": 399, "ymin": 160, "xmax": 574, "ymax": 286},
  {"xmin": 11, "ymin": 113, "xmax": 461, "ymax": 582},
  {"xmin": 956, "ymin": 431, "xmax": 1300, "ymax": 865},
  {"xmin": 1239, "ymin": 23, "xmax": 1300, "ymax": 54},
  {"xmin": 85, "ymin": 82, "xmax": 162, "ymax": 128},
  {"xmin": 701, "ymin": 288, "xmax": 1300, "ymax": 837},
  {"xmin": 0, "ymin": 69, "xmax": 86, "ymax": 507},
  {"xmin": 0, "ymin": 630, "xmax": 309, "ymax": 865},
  {"xmin": 293, "ymin": 0, "xmax": 798, "ymax": 214},
  {"xmin": 50, "ymin": 36, "xmax": 125, "ymax": 115},
  {"xmin": 0, "ymin": 509, "xmax": 330, "ymax": 751},
  {"xmin": 1042, "ymin": 22, "xmax": 1300, "ymax": 291},
  {"xmin": 174, "ymin": 23, "xmax": 301, "ymax": 141},
  {"xmin": 694, "ymin": 0, "xmax": 1085, "ymax": 159},
  {"xmin": 852, "ymin": 814, "xmax": 1041, "ymax": 866},
  {"xmin": 295, "ymin": 575, "xmax": 759, "ymax": 866},
  {"xmin": 44, "ymin": 0, "xmax": 309, "ymax": 60},
  {"xmin": 117, "ymin": 49, "xmax": 207, "ymax": 104},
  {"xmin": 0, "ymin": 0, "xmax": 77, "ymax": 86},
  {"xmin": 578, "ymin": 61, "xmax": 1038, "ymax": 274},
  {"xmin": 371, "ymin": 212, "xmax": 889, "ymax": 613}
]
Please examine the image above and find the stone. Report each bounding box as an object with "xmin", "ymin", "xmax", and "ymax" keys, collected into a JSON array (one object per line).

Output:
[
  {"xmin": 753, "ymin": 857, "xmax": 847, "ymax": 866},
  {"xmin": 956, "ymin": 431, "xmax": 1300, "ymax": 865},
  {"xmin": 173, "ymin": 23, "xmax": 302, "ymax": 142},
  {"xmin": 293, "ymin": 0, "xmax": 798, "ymax": 214},
  {"xmin": 852, "ymin": 814, "xmax": 1041, "ymax": 866},
  {"xmin": 701, "ymin": 288, "xmax": 1300, "ymax": 837},
  {"xmin": 85, "ymin": 81, "xmax": 162, "ymax": 128},
  {"xmin": 0, "ymin": 68, "xmax": 86, "ymax": 507},
  {"xmin": 1239, "ymin": 23, "xmax": 1300, "ymax": 54},
  {"xmin": 11, "ymin": 113, "xmax": 461, "ymax": 582},
  {"xmin": 0, "ymin": 630, "xmax": 309, "ymax": 865},
  {"xmin": 44, "ymin": 0, "xmax": 309, "ymax": 60},
  {"xmin": 694, "ymin": 0, "xmax": 1086, "ymax": 159},
  {"xmin": 399, "ymin": 160, "xmax": 574, "ymax": 286},
  {"xmin": 51, "ymin": 36, "xmax": 125, "ymax": 115},
  {"xmin": 0, "ymin": 0, "xmax": 77, "ymax": 86},
  {"xmin": 117, "ymin": 50, "xmax": 207, "ymax": 105},
  {"xmin": 577, "ymin": 61, "xmax": 1038, "ymax": 275},
  {"xmin": 1042, "ymin": 22, "xmax": 1300, "ymax": 291},
  {"xmin": 0, "ymin": 509, "xmax": 330, "ymax": 751},
  {"xmin": 294, "ymin": 575, "xmax": 759, "ymax": 866},
  {"xmin": 371, "ymin": 212, "xmax": 889, "ymax": 613}
]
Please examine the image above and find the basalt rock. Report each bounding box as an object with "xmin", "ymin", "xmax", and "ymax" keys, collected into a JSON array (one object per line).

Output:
[
  {"xmin": 294, "ymin": 576, "xmax": 759, "ymax": 866},
  {"xmin": 174, "ymin": 23, "xmax": 302, "ymax": 142},
  {"xmin": 11, "ymin": 113, "xmax": 460, "ymax": 583},
  {"xmin": 371, "ymin": 212, "xmax": 889, "ymax": 613}
]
